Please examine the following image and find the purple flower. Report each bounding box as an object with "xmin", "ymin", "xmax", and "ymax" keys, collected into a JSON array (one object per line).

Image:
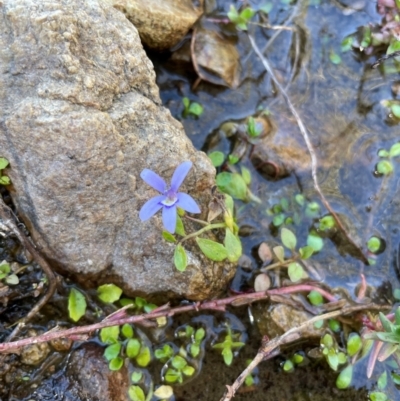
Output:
[{"xmin": 139, "ymin": 161, "xmax": 201, "ymax": 233}]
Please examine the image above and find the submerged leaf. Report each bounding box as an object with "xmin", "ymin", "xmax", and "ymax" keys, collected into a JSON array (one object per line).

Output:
[{"xmin": 336, "ymin": 365, "xmax": 353, "ymax": 389}]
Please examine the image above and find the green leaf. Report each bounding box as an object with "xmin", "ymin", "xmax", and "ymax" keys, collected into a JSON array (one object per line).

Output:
[
  {"xmin": 224, "ymin": 194, "xmax": 234, "ymax": 216},
  {"xmin": 222, "ymin": 347, "xmax": 233, "ymax": 366},
  {"xmin": 182, "ymin": 365, "xmax": 195, "ymax": 376},
  {"xmin": 241, "ymin": 166, "xmax": 252, "ymax": 185},
  {"xmin": 293, "ymin": 353, "xmax": 304, "ymax": 364},
  {"xmin": 128, "ymin": 385, "xmax": 145, "ymax": 401},
  {"xmin": 109, "ymin": 356, "xmax": 123, "ymax": 371},
  {"xmin": 307, "ymin": 230, "xmax": 324, "ymax": 252},
  {"xmin": 379, "ymin": 312, "xmax": 393, "ymax": 333},
  {"xmin": 190, "ymin": 344, "xmax": 200, "ymax": 358},
  {"xmin": 244, "ymin": 374, "xmax": 254, "ymax": 386},
  {"xmin": 391, "ymin": 104, "xmax": 400, "ymax": 119},
  {"xmin": 175, "ymin": 215, "xmax": 186, "ymax": 236},
  {"xmin": 165, "ymin": 368, "xmax": 181, "ymax": 383},
  {"xmin": 224, "ymin": 229, "xmax": 242, "ymax": 262},
  {"xmin": 68, "ymin": 288, "xmax": 87, "ymax": 322},
  {"xmin": 126, "ymin": 338, "xmax": 141, "ymax": 358},
  {"xmin": 240, "ymin": 7, "xmax": 256, "ymax": 21},
  {"xmin": 295, "ymin": 194, "xmax": 305, "ymax": 206},
  {"xmin": 209, "ymin": 151, "xmax": 225, "ymax": 167},
  {"xmin": 361, "ymin": 26, "xmax": 371, "ymax": 48},
  {"xmin": 273, "ymin": 246, "xmax": 285, "ymax": 263},
  {"xmin": 390, "ymin": 143, "xmax": 400, "ymax": 157},
  {"xmin": 377, "ymin": 371, "xmax": 387, "ymax": 390},
  {"xmin": 100, "ymin": 326, "xmax": 120, "ymax": 344},
  {"xmin": 131, "ymin": 371, "xmax": 143, "ymax": 383},
  {"xmin": 307, "ymin": 290, "xmax": 323, "ymax": 306},
  {"xmin": 369, "ymin": 392, "xmax": 388, "ymax": 401},
  {"xmin": 104, "ymin": 343, "xmax": 122, "ymax": 361},
  {"xmin": 196, "ymin": 237, "xmax": 228, "ymax": 261},
  {"xmin": 227, "ymin": 5, "xmax": 239, "ymax": 23},
  {"xmin": 97, "ymin": 284, "xmax": 123, "ymax": 303},
  {"xmin": 188, "ymin": 102, "xmax": 203, "ymax": 117},
  {"xmin": 329, "ymin": 319, "xmax": 341, "ymax": 332},
  {"xmin": 162, "ymin": 230, "xmax": 176, "ymax": 243},
  {"xmin": 377, "ymin": 160, "xmax": 393, "ymax": 175},
  {"xmin": 329, "ymin": 51, "xmax": 341, "ymax": 65},
  {"xmin": 319, "ymin": 215, "xmax": 335, "ymax": 231},
  {"xmin": 395, "ymin": 307, "xmax": 400, "ymax": 325},
  {"xmin": 136, "ymin": 346, "xmax": 151, "ymax": 367},
  {"xmin": 195, "ymin": 328, "xmax": 205, "ymax": 342},
  {"xmin": 122, "ymin": 324, "xmax": 133, "ymax": 339},
  {"xmin": 216, "ymin": 172, "xmax": 248, "ymax": 201},
  {"xmin": 228, "ymin": 154, "xmax": 239, "ymax": 165},
  {"xmin": 283, "ymin": 359, "xmax": 294, "ymax": 372},
  {"xmin": 281, "ymin": 227, "xmax": 297, "ymax": 250},
  {"xmin": 341, "ymin": 36, "xmax": 354, "ymax": 52},
  {"xmin": 288, "ymin": 262, "xmax": 305, "ymax": 282},
  {"xmin": 0, "ymin": 176, "xmax": 10, "ymax": 185},
  {"xmin": 272, "ymin": 214, "xmax": 285, "ymax": 227},
  {"xmin": 299, "ymin": 246, "xmax": 314, "ymax": 260},
  {"xmin": 322, "ymin": 334, "xmax": 334, "ymax": 348},
  {"xmin": 378, "ymin": 149, "xmax": 389, "ymax": 158},
  {"xmin": 367, "ymin": 236, "xmax": 381, "ymax": 254},
  {"xmin": 174, "ymin": 244, "xmax": 188, "ymax": 272},
  {"xmin": 327, "ymin": 353, "xmax": 339, "ymax": 371},
  {"xmin": 182, "ymin": 97, "xmax": 190, "ymax": 109},
  {"xmin": 0, "ymin": 158, "xmax": 9, "ymax": 170},
  {"xmin": 172, "ymin": 355, "xmax": 187, "ymax": 370},
  {"xmin": 336, "ymin": 365, "xmax": 353, "ymax": 389}
]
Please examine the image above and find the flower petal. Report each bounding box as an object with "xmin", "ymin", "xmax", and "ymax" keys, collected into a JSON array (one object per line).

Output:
[
  {"xmin": 162, "ymin": 205, "xmax": 177, "ymax": 233},
  {"xmin": 139, "ymin": 195, "xmax": 165, "ymax": 221},
  {"xmin": 170, "ymin": 161, "xmax": 192, "ymax": 192},
  {"xmin": 141, "ymin": 169, "xmax": 167, "ymax": 193},
  {"xmin": 177, "ymin": 193, "xmax": 201, "ymax": 214}
]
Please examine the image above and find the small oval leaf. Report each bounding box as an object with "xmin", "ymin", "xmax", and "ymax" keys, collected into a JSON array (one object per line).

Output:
[
  {"xmin": 68, "ymin": 288, "xmax": 87, "ymax": 322},
  {"xmin": 174, "ymin": 244, "xmax": 188, "ymax": 272},
  {"xmin": 196, "ymin": 238, "xmax": 228, "ymax": 261}
]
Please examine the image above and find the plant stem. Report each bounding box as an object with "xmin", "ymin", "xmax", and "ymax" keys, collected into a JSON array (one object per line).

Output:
[
  {"xmin": 180, "ymin": 223, "xmax": 226, "ymax": 243},
  {"xmin": 183, "ymin": 215, "xmax": 209, "ymax": 226}
]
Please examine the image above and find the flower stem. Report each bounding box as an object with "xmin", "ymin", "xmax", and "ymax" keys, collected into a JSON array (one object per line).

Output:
[
  {"xmin": 180, "ymin": 223, "xmax": 226, "ymax": 243},
  {"xmin": 184, "ymin": 215, "xmax": 209, "ymax": 226}
]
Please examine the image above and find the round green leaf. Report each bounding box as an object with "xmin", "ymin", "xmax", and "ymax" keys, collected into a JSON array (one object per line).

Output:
[
  {"xmin": 190, "ymin": 344, "xmax": 200, "ymax": 358},
  {"xmin": 369, "ymin": 392, "xmax": 388, "ymax": 401},
  {"xmin": 378, "ymin": 149, "xmax": 389, "ymax": 158},
  {"xmin": 0, "ymin": 157, "xmax": 9, "ymax": 170},
  {"xmin": 172, "ymin": 355, "xmax": 187, "ymax": 370},
  {"xmin": 307, "ymin": 230, "xmax": 324, "ymax": 252},
  {"xmin": 68, "ymin": 288, "xmax": 87, "ymax": 322},
  {"xmin": 377, "ymin": 160, "xmax": 393, "ymax": 175},
  {"xmin": 299, "ymin": 246, "xmax": 314, "ymax": 260},
  {"xmin": 329, "ymin": 51, "xmax": 341, "ymax": 64},
  {"xmin": 165, "ymin": 368, "xmax": 181, "ymax": 383},
  {"xmin": 196, "ymin": 237, "xmax": 228, "ymax": 261},
  {"xmin": 121, "ymin": 324, "xmax": 134, "ymax": 339},
  {"xmin": 390, "ymin": 143, "xmax": 400, "ymax": 157},
  {"xmin": 336, "ymin": 365, "xmax": 353, "ymax": 389},
  {"xmin": 174, "ymin": 244, "xmax": 188, "ymax": 272},
  {"xmin": 195, "ymin": 328, "xmax": 205, "ymax": 342},
  {"xmin": 329, "ymin": 319, "xmax": 341, "ymax": 332},
  {"xmin": 136, "ymin": 345, "xmax": 151, "ymax": 367},
  {"xmin": 182, "ymin": 365, "xmax": 195, "ymax": 376},
  {"xmin": 216, "ymin": 172, "xmax": 247, "ymax": 201},
  {"xmin": 347, "ymin": 333, "xmax": 362, "ymax": 357},
  {"xmin": 391, "ymin": 104, "xmax": 400, "ymax": 119},
  {"xmin": 97, "ymin": 284, "xmax": 123, "ymax": 303},
  {"xmin": 283, "ymin": 359, "xmax": 294, "ymax": 372},
  {"xmin": 0, "ymin": 176, "xmax": 11, "ymax": 185},
  {"xmin": 100, "ymin": 326, "xmax": 120, "ymax": 344},
  {"xmin": 367, "ymin": 236, "xmax": 381, "ymax": 254},
  {"xmin": 128, "ymin": 385, "xmax": 145, "ymax": 401},
  {"xmin": 126, "ymin": 338, "xmax": 141, "ymax": 359},
  {"xmin": 307, "ymin": 290, "xmax": 323, "ymax": 306},
  {"xmin": 288, "ymin": 262, "xmax": 304, "ymax": 282},
  {"xmin": 104, "ymin": 343, "xmax": 121, "ymax": 361},
  {"xmin": 188, "ymin": 102, "xmax": 203, "ymax": 116},
  {"xmin": 224, "ymin": 229, "xmax": 242, "ymax": 262},
  {"xmin": 272, "ymin": 214, "xmax": 285, "ymax": 226},
  {"xmin": 109, "ymin": 356, "xmax": 123, "ymax": 371},
  {"xmin": 131, "ymin": 371, "xmax": 143, "ymax": 384},
  {"xmin": 319, "ymin": 215, "xmax": 335, "ymax": 231},
  {"xmin": 281, "ymin": 228, "xmax": 297, "ymax": 250},
  {"xmin": 208, "ymin": 151, "xmax": 225, "ymax": 167}
]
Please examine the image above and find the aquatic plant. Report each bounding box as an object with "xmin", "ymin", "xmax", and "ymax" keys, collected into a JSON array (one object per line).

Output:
[
  {"xmin": 182, "ymin": 97, "xmax": 204, "ymax": 118},
  {"xmin": 139, "ymin": 161, "xmax": 200, "ymax": 234},
  {"xmin": 0, "ymin": 157, "xmax": 10, "ymax": 185}
]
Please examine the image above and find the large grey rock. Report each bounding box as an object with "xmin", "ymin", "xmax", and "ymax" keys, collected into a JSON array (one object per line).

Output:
[
  {"xmin": 0, "ymin": 0, "xmax": 235, "ymax": 300},
  {"xmin": 109, "ymin": 0, "xmax": 203, "ymax": 50}
]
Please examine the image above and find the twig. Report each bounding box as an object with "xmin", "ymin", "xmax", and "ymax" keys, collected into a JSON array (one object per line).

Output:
[
  {"xmin": 219, "ymin": 302, "xmax": 391, "ymax": 401},
  {"xmin": 0, "ymin": 198, "xmax": 56, "ymax": 345},
  {"xmin": 0, "ymin": 283, "xmax": 337, "ymax": 353},
  {"xmin": 247, "ymin": 34, "xmax": 369, "ymax": 264},
  {"xmin": 371, "ymin": 50, "xmax": 400, "ymax": 69}
]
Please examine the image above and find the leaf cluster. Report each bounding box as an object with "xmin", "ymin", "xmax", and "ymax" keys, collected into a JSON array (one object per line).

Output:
[
  {"xmin": 375, "ymin": 142, "xmax": 400, "ymax": 175},
  {"xmin": 212, "ymin": 326, "xmax": 245, "ymax": 366},
  {"xmin": 182, "ymin": 97, "xmax": 203, "ymax": 118},
  {"xmin": 0, "ymin": 158, "xmax": 10, "ymax": 185}
]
